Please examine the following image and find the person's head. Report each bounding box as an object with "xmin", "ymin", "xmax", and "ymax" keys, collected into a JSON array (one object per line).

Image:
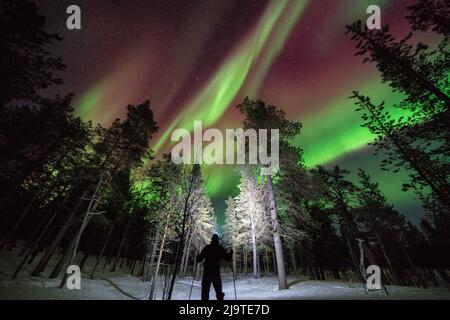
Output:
[{"xmin": 211, "ymin": 234, "xmax": 219, "ymax": 245}]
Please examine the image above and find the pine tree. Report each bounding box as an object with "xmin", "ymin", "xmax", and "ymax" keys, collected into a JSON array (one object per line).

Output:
[
  {"xmin": 0, "ymin": 0, "xmax": 65, "ymax": 106},
  {"xmin": 346, "ymin": 20, "xmax": 450, "ymax": 111},
  {"xmin": 354, "ymin": 169, "xmax": 425, "ymax": 285},
  {"xmin": 312, "ymin": 165, "xmax": 370, "ymax": 277},
  {"xmin": 407, "ymin": 0, "xmax": 450, "ymax": 37},
  {"xmin": 347, "ymin": 3, "xmax": 450, "ymax": 231},
  {"xmin": 139, "ymin": 154, "xmax": 181, "ymax": 298},
  {"xmin": 351, "ymin": 92, "xmax": 450, "ymax": 217},
  {"xmin": 236, "ymin": 97, "xmax": 302, "ymax": 289}
]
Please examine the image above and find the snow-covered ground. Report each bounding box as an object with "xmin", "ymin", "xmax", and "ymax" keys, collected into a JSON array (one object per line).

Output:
[{"xmin": 1, "ymin": 249, "xmax": 449, "ymax": 300}]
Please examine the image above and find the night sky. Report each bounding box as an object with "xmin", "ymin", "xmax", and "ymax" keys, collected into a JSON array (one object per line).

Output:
[{"xmin": 37, "ymin": 0, "xmax": 430, "ymax": 225}]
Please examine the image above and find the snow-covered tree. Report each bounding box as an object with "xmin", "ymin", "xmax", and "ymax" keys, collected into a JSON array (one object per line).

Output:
[
  {"xmin": 234, "ymin": 166, "xmax": 270, "ymax": 278},
  {"xmin": 179, "ymin": 185, "xmax": 215, "ymax": 278}
]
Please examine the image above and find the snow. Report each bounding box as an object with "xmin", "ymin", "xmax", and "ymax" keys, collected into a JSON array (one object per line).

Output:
[{"xmin": 1, "ymin": 249, "xmax": 449, "ymax": 300}]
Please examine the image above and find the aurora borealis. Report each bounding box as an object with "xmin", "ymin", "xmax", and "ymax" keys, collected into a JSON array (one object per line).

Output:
[{"xmin": 39, "ymin": 0, "xmax": 428, "ymax": 223}]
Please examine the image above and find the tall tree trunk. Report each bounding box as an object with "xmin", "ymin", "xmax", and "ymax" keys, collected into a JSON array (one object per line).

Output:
[
  {"xmin": 104, "ymin": 237, "xmax": 119, "ymax": 269},
  {"xmin": 399, "ymin": 239, "xmax": 427, "ymax": 289},
  {"xmin": 264, "ymin": 248, "xmax": 269, "ymax": 275},
  {"xmin": 143, "ymin": 230, "xmax": 157, "ymax": 279},
  {"xmin": 18, "ymin": 197, "xmax": 63, "ymax": 257},
  {"xmin": 290, "ymin": 247, "xmax": 298, "ymax": 275},
  {"xmin": 119, "ymin": 255, "xmax": 127, "ymax": 269},
  {"xmin": 80, "ymin": 234, "xmax": 96, "ymax": 271},
  {"xmin": 374, "ymin": 231, "xmax": 400, "ymax": 284},
  {"xmin": 257, "ymin": 254, "xmax": 261, "ymax": 277},
  {"xmin": 232, "ymin": 243, "xmax": 237, "ymax": 279},
  {"xmin": 69, "ymin": 178, "xmax": 103, "ymax": 270},
  {"xmin": 59, "ymin": 195, "xmax": 102, "ymax": 288},
  {"xmin": 1, "ymin": 192, "xmax": 38, "ymax": 250},
  {"xmin": 195, "ymin": 262, "xmax": 201, "ymax": 281},
  {"xmin": 297, "ymin": 248, "xmax": 306, "ymax": 275},
  {"xmin": 111, "ymin": 217, "xmax": 131, "ymax": 272},
  {"xmin": 12, "ymin": 197, "xmax": 66, "ymax": 278},
  {"xmin": 272, "ymin": 248, "xmax": 277, "ymax": 273},
  {"xmin": 244, "ymin": 249, "xmax": 248, "ymax": 275},
  {"xmin": 344, "ymin": 233, "xmax": 361, "ymax": 280},
  {"xmin": 181, "ymin": 231, "xmax": 193, "ymax": 278},
  {"xmin": 54, "ymin": 202, "xmax": 99, "ymax": 282},
  {"xmin": 130, "ymin": 259, "xmax": 137, "ymax": 275},
  {"xmin": 192, "ymin": 250, "xmax": 198, "ymax": 280},
  {"xmin": 56, "ymin": 236, "xmax": 80, "ymax": 288},
  {"xmin": 139, "ymin": 228, "xmax": 158, "ymax": 280},
  {"xmin": 179, "ymin": 230, "xmax": 191, "ymax": 279},
  {"xmin": 90, "ymin": 221, "xmax": 115, "ymax": 279},
  {"xmin": 24, "ymin": 195, "xmax": 69, "ymax": 265},
  {"xmin": 167, "ymin": 227, "xmax": 185, "ymax": 299},
  {"xmin": 149, "ymin": 211, "xmax": 170, "ymax": 300},
  {"xmin": 267, "ymin": 176, "xmax": 288, "ymax": 289},
  {"xmin": 251, "ymin": 231, "xmax": 257, "ymax": 278},
  {"xmin": 31, "ymin": 191, "xmax": 87, "ymax": 276},
  {"xmin": 50, "ymin": 237, "xmax": 76, "ymax": 279}
]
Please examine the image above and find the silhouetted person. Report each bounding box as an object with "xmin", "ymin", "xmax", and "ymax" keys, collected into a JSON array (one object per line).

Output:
[{"xmin": 196, "ymin": 234, "xmax": 232, "ymax": 301}]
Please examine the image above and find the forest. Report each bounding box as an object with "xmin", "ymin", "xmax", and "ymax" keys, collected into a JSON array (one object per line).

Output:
[{"xmin": 0, "ymin": 0, "xmax": 449, "ymax": 299}]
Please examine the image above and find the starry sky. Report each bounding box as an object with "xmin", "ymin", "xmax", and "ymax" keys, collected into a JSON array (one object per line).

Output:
[{"xmin": 37, "ymin": 0, "xmax": 430, "ymax": 225}]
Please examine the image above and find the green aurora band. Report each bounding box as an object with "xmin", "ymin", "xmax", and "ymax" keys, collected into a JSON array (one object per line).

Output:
[
  {"xmin": 71, "ymin": 0, "xmax": 427, "ymax": 221},
  {"xmin": 152, "ymin": 0, "xmax": 310, "ymax": 153}
]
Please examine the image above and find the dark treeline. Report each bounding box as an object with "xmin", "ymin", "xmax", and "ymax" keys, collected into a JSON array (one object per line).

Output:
[{"xmin": 0, "ymin": 0, "xmax": 449, "ymax": 299}]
